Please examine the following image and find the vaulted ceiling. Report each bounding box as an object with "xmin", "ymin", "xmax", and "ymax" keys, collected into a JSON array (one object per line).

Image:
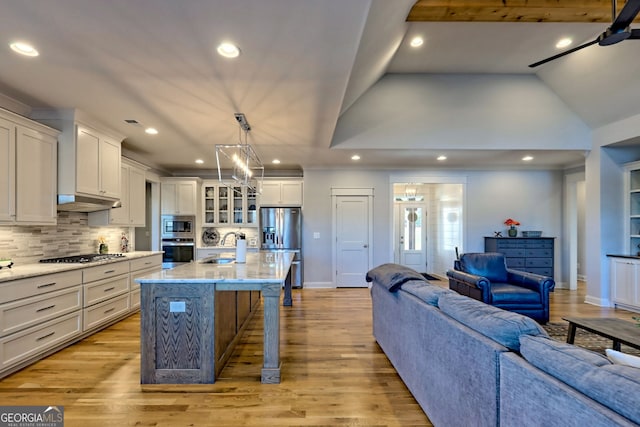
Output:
[{"xmin": 0, "ymin": 0, "xmax": 639, "ymax": 173}]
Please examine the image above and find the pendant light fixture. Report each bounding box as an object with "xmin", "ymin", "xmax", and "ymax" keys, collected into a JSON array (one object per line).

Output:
[{"xmin": 215, "ymin": 113, "xmax": 264, "ymax": 193}]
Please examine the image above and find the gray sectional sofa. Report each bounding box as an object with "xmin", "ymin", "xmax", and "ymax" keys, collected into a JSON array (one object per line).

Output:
[{"xmin": 367, "ymin": 263, "xmax": 640, "ymax": 427}]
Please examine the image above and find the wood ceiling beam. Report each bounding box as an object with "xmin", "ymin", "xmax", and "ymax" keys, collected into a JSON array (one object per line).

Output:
[{"xmin": 407, "ymin": 0, "xmax": 633, "ymax": 23}]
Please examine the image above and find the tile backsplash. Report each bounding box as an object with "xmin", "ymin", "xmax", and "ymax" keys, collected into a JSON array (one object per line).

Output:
[{"xmin": 0, "ymin": 212, "xmax": 130, "ymax": 265}]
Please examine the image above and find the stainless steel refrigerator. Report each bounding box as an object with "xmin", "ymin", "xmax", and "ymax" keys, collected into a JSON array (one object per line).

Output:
[{"xmin": 259, "ymin": 207, "xmax": 302, "ymax": 288}]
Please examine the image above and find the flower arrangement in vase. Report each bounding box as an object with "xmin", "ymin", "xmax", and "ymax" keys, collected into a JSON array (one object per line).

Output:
[{"xmin": 504, "ymin": 218, "xmax": 520, "ymax": 237}]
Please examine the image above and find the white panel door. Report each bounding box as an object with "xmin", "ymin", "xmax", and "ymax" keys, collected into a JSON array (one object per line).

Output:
[{"xmin": 336, "ymin": 196, "xmax": 370, "ymax": 287}]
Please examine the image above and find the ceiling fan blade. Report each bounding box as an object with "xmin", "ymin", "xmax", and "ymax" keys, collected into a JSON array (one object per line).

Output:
[
  {"xmin": 611, "ymin": 0, "xmax": 640, "ymax": 32},
  {"xmin": 629, "ymin": 28, "xmax": 640, "ymax": 38},
  {"xmin": 528, "ymin": 39, "xmax": 598, "ymax": 68}
]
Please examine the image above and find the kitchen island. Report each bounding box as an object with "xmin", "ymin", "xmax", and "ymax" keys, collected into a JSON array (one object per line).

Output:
[{"xmin": 136, "ymin": 251, "xmax": 294, "ymax": 385}]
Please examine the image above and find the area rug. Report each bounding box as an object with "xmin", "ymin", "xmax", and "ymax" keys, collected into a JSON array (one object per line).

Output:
[{"xmin": 542, "ymin": 322, "xmax": 640, "ymax": 356}]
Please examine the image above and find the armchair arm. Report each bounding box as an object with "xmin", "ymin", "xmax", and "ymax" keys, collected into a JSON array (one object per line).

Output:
[
  {"xmin": 446, "ymin": 269, "xmax": 492, "ymax": 301},
  {"xmin": 506, "ymin": 269, "xmax": 556, "ymax": 294}
]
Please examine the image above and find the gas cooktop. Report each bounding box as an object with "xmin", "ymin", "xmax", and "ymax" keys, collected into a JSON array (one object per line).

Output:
[{"xmin": 39, "ymin": 253, "xmax": 126, "ymax": 263}]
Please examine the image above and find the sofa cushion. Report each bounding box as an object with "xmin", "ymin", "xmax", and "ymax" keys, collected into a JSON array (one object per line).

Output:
[
  {"xmin": 365, "ymin": 263, "xmax": 426, "ymax": 292},
  {"xmin": 491, "ymin": 283, "xmax": 541, "ymax": 304},
  {"xmin": 459, "ymin": 253, "xmax": 508, "ymax": 283},
  {"xmin": 401, "ymin": 281, "xmax": 456, "ymax": 307},
  {"xmin": 581, "ymin": 364, "xmax": 640, "ymax": 424},
  {"xmin": 439, "ymin": 293, "xmax": 547, "ymax": 351},
  {"xmin": 522, "ymin": 335, "xmax": 640, "ymax": 424},
  {"xmin": 520, "ymin": 334, "xmax": 611, "ymax": 388}
]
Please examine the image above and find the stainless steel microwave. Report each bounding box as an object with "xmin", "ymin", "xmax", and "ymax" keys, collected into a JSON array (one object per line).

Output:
[{"xmin": 161, "ymin": 215, "xmax": 195, "ymax": 239}]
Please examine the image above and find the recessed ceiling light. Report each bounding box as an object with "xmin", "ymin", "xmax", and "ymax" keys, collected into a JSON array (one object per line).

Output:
[
  {"xmin": 410, "ymin": 37, "xmax": 424, "ymax": 48},
  {"xmin": 522, "ymin": 155, "xmax": 534, "ymax": 161},
  {"xmin": 351, "ymin": 154, "xmax": 361, "ymax": 161},
  {"xmin": 556, "ymin": 38, "xmax": 572, "ymax": 49},
  {"xmin": 195, "ymin": 159, "xmax": 204, "ymax": 164},
  {"xmin": 145, "ymin": 127, "xmax": 158, "ymax": 135},
  {"xmin": 217, "ymin": 42, "xmax": 240, "ymax": 58},
  {"xmin": 437, "ymin": 155, "xmax": 447, "ymax": 161},
  {"xmin": 9, "ymin": 41, "xmax": 39, "ymax": 57},
  {"xmin": 272, "ymin": 159, "xmax": 281, "ymax": 164}
]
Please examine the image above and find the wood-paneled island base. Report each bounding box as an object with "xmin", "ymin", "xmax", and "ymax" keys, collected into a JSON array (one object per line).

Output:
[{"xmin": 136, "ymin": 251, "xmax": 294, "ymax": 385}]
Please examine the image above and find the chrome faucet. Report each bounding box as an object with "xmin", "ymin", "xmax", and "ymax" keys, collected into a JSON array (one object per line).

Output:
[{"xmin": 220, "ymin": 231, "xmax": 238, "ymax": 246}]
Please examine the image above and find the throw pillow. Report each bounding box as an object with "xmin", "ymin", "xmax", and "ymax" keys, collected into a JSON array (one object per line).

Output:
[{"xmin": 606, "ymin": 349, "xmax": 640, "ymax": 368}]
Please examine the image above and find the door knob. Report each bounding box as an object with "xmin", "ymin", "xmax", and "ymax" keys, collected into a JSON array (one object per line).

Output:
[{"xmin": 363, "ymin": 244, "xmax": 368, "ymax": 248}]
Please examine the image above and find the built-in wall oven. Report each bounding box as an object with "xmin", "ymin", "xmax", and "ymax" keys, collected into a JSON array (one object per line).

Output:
[{"xmin": 161, "ymin": 215, "xmax": 195, "ymax": 269}]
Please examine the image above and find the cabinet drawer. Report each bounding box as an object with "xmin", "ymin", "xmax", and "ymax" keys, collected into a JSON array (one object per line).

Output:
[
  {"xmin": 526, "ymin": 249, "xmax": 553, "ymax": 257},
  {"xmin": 0, "ymin": 270, "xmax": 82, "ymax": 304},
  {"xmin": 526, "ymin": 258, "xmax": 553, "ymax": 268},
  {"xmin": 0, "ymin": 286, "xmax": 82, "ymax": 337},
  {"xmin": 83, "ymin": 293, "xmax": 130, "ymax": 331},
  {"xmin": 0, "ymin": 311, "xmax": 81, "ymax": 369},
  {"xmin": 130, "ymin": 289, "xmax": 141, "ymax": 310},
  {"xmin": 500, "ymin": 249, "xmax": 525, "ymax": 257},
  {"xmin": 524, "ymin": 240, "xmax": 553, "ymax": 248},
  {"xmin": 84, "ymin": 275, "xmax": 129, "ymax": 307},
  {"xmin": 505, "ymin": 258, "xmax": 525, "ymax": 268},
  {"xmin": 495, "ymin": 241, "xmax": 525, "ymax": 249},
  {"xmin": 130, "ymin": 254, "xmax": 162, "ymax": 272},
  {"xmin": 83, "ymin": 261, "xmax": 129, "ymax": 283},
  {"xmin": 527, "ymin": 267, "xmax": 553, "ymax": 277},
  {"xmin": 130, "ymin": 266, "xmax": 161, "ymax": 291}
]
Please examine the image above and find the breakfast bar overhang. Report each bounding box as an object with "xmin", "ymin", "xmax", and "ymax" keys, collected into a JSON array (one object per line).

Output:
[{"xmin": 136, "ymin": 251, "xmax": 294, "ymax": 385}]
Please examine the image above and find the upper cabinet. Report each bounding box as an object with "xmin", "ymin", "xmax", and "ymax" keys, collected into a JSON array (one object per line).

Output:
[
  {"xmin": 161, "ymin": 178, "xmax": 199, "ymax": 216},
  {"xmin": 259, "ymin": 179, "xmax": 303, "ymax": 206},
  {"xmin": 88, "ymin": 159, "xmax": 148, "ymax": 227},
  {"xmin": 625, "ymin": 161, "xmax": 640, "ymax": 254},
  {"xmin": 0, "ymin": 109, "xmax": 59, "ymax": 225},
  {"xmin": 30, "ymin": 109, "xmax": 124, "ymax": 203},
  {"xmin": 202, "ymin": 181, "xmax": 257, "ymax": 226},
  {"xmin": 76, "ymin": 126, "xmax": 121, "ymax": 199}
]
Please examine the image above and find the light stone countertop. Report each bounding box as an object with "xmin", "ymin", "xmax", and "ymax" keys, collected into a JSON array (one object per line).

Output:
[
  {"xmin": 136, "ymin": 251, "xmax": 295, "ymax": 285},
  {"xmin": 0, "ymin": 251, "xmax": 163, "ymax": 283}
]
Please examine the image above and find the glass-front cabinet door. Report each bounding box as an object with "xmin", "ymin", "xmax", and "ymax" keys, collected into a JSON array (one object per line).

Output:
[
  {"xmin": 202, "ymin": 181, "xmax": 257, "ymax": 227},
  {"xmin": 247, "ymin": 187, "xmax": 257, "ymax": 225}
]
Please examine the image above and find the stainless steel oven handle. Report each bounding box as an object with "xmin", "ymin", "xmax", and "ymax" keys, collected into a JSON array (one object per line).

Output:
[{"xmin": 162, "ymin": 242, "xmax": 195, "ymax": 247}]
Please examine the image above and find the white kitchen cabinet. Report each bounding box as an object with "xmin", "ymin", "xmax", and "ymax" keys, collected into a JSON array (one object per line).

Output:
[
  {"xmin": 0, "ymin": 117, "xmax": 15, "ymax": 222},
  {"xmin": 30, "ymin": 109, "xmax": 124, "ymax": 204},
  {"xmin": 0, "ymin": 109, "xmax": 59, "ymax": 225},
  {"xmin": 259, "ymin": 179, "xmax": 303, "ymax": 206},
  {"xmin": 610, "ymin": 256, "xmax": 640, "ymax": 311},
  {"xmin": 129, "ymin": 254, "xmax": 162, "ymax": 311},
  {"xmin": 88, "ymin": 160, "xmax": 148, "ymax": 227},
  {"xmin": 0, "ymin": 269, "xmax": 82, "ymax": 375},
  {"xmin": 15, "ymin": 126, "xmax": 57, "ymax": 224},
  {"xmin": 161, "ymin": 178, "xmax": 199, "ymax": 215},
  {"xmin": 82, "ymin": 261, "xmax": 130, "ymax": 332},
  {"xmin": 76, "ymin": 125, "xmax": 121, "ymax": 199}
]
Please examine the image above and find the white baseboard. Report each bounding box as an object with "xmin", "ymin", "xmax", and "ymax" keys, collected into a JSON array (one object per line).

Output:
[
  {"xmin": 302, "ymin": 282, "xmax": 335, "ymax": 289},
  {"xmin": 577, "ymin": 274, "xmax": 586, "ymax": 281},
  {"xmin": 554, "ymin": 281, "xmax": 569, "ymax": 290},
  {"xmin": 584, "ymin": 294, "xmax": 612, "ymax": 307}
]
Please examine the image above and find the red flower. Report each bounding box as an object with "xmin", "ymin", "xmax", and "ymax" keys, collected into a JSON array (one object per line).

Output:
[{"xmin": 504, "ymin": 218, "xmax": 520, "ymax": 227}]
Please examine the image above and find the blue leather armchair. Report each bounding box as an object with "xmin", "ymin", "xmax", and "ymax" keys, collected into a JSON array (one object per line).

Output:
[{"xmin": 446, "ymin": 252, "xmax": 555, "ymax": 324}]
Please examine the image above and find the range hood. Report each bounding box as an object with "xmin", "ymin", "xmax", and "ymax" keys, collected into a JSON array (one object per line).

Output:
[{"xmin": 57, "ymin": 194, "xmax": 121, "ymax": 212}]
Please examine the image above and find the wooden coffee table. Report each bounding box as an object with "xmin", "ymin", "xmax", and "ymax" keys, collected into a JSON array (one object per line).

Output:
[{"xmin": 562, "ymin": 317, "xmax": 640, "ymax": 351}]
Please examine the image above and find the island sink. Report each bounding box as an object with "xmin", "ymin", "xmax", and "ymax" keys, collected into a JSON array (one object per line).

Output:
[{"xmin": 200, "ymin": 256, "xmax": 235, "ymax": 264}]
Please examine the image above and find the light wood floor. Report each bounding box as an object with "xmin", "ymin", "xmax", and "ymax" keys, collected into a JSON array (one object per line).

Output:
[{"xmin": 0, "ymin": 281, "xmax": 637, "ymax": 426}]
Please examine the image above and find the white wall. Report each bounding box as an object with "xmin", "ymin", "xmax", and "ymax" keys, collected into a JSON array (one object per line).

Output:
[{"xmin": 302, "ymin": 168, "xmax": 564, "ymax": 285}]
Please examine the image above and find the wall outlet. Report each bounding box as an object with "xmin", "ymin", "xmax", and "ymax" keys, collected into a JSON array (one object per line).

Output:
[{"xmin": 313, "ymin": 232, "xmax": 320, "ymax": 239}]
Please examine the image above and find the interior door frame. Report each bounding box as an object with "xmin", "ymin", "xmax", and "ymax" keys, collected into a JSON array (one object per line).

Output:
[
  {"xmin": 388, "ymin": 174, "xmax": 467, "ymax": 266},
  {"xmin": 331, "ymin": 187, "xmax": 374, "ymax": 288}
]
